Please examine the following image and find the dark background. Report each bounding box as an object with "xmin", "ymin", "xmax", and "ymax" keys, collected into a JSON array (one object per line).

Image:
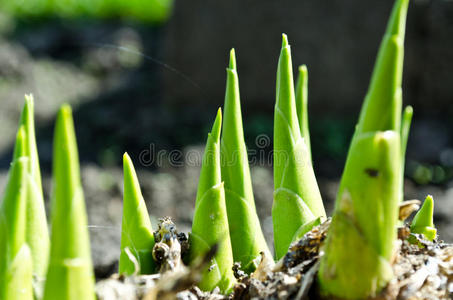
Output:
[{"xmin": 0, "ymin": 0, "xmax": 451, "ymax": 276}]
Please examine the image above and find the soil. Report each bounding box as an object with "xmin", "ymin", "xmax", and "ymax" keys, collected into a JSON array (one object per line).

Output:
[{"xmin": 95, "ymin": 217, "xmax": 453, "ymax": 300}]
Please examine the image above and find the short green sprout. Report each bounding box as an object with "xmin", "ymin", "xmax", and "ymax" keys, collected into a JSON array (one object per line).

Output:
[
  {"xmin": 43, "ymin": 105, "xmax": 95, "ymax": 300},
  {"xmin": 189, "ymin": 108, "xmax": 236, "ymax": 293},
  {"xmin": 410, "ymin": 195, "xmax": 436, "ymax": 241},
  {"xmin": 119, "ymin": 153, "xmax": 156, "ymax": 275},
  {"xmin": 13, "ymin": 95, "xmax": 50, "ymax": 279},
  {"xmin": 0, "ymin": 128, "xmax": 33, "ymax": 300},
  {"xmin": 221, "ymin": 48, "xmax": 272, "ymax": 272},
  {"xmin": 272, "ymin": 34, "xmax": 326, "ymax": 259}
]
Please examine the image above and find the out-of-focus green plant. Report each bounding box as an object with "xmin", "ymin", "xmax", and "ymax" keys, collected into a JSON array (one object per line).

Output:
[
  {"xmin": 220, "ymin": 49, "xmax": 272, "ymax": 273},
  {"xmin": 119, "ymin": 153, "xmax": 156, "ymax": 275},
  {"xmin": 272, "ymin": 34, "xmax": 326, "ymax": 259},
  {"xmin": 410, "ymin": 195, "xmax": 436, "ymax": 241},
  {"xmin": 318, "ymin": 0, "xmax": 410, "ymax": 298},
  {"xmin": 0, "ymin": 128, "xmax": 33, "ymax": 300},
  {"xmin": 1, "ymin": 0, "xmax": 174, "ymax": 22},
  {"xmin": 43, "ymin": 105, "xmax": 95, "ymax": 300},
  {"xmin": 295, "ymin": 65, "xmax": 312, "ymax": 162},
  {"xmin": 12, "ymin": 95, "xmax": 50, "ymax": 279},
  {"xmin": 189, "ymin": 109, "xmax": 236, "ymax": 293}
]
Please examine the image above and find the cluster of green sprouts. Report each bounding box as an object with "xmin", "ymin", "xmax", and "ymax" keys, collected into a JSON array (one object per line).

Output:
[{"xmin": 0, "ymin": 0, "xmax": 439, "ymax": 299}]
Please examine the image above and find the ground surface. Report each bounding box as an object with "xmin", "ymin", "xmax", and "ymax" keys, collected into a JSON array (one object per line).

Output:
[{"xmin": 95, "ymin": 219, "xmax": 453, "ymax": 300}]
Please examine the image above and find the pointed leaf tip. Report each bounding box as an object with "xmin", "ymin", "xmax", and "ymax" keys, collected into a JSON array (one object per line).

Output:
[
  {"xmin": 412, "ymin": 195, "xmax": 434, "ymax": 228},
  {"xmin": 404, "ymin": 105, "xmax": 413, "ymax": 115},
  {"xmin": 282, "ymin": 33, "xmax": 289, "ymax": 48},
  {"xmin": 410, "ymin": 195, "xmax": 436, "ymax": 241},
  {"xmin": 123, "ymin": 152, "xmax": 131, "ymax": 164},
  {"xmin": 59, "ymin": 103, "xmax": 73, "ymax": 118},
  {"xmin": 211, "ymin": 108, "xmax": 222, "ymax": 142},
  {"xmin": 387, "ymin": 0, "xmax": 410, "ymax": 38},
  {"xmin": 298, "ymin": 64, "xmax": 308, "ymax": 74},
  {"xmin": 229, "ymin": 48, "xmax": 237, "ymax": 70},
  {"xmin": 13, "ymin": 126, "xmax": 27, "ymax": 159},
  {"xmin": 24, "ymin": 93, "xmax": 34, "ymax": 104}
]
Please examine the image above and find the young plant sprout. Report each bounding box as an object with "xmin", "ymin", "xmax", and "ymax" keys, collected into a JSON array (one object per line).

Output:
[
  {"xmin": 410, "ymin": 195, "xmax": 436, "ymax": 241},
  {"xmin": 400, "ymin": 105, "xmax": 413, "ymax": 202},
  {"xmin": 0, "ymin": 128, "xmax": 33, "ymax": 300},
  {"xmin": 318, "ymin": 0, "xmax": 410, "ymax": 298},
  {"xmin": 295, "ymin": 65, "xmax": 312, "ymax": 162},
  {"xmin": 43, "ymin": 105, "xmax": 95, "ymax": 300},
  {"xmin": 220, "ymin": 49, "xmax": 272, "ymax": 272},
  {"xmin": 189, "ymin": 109, "xmax": 236, "ymax": 293},
  {"xmin": 272, "ymin": 34, "xmax": 326, "ymax": 259},
  {"xmin": 13, "ymin": 95, "xmax": 49, "ymax": 279},
  {"xmin": 119, "ymin": 153, "xmax": 156, "ymax": 275}
]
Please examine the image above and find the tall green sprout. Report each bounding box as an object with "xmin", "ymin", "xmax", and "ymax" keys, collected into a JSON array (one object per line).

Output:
[
  {"xmin": 12, "ymin": 95, "xmax": 49, "ymax": 279},
  {"xmin": 221, "ymin": 49, "xmax": 271, "ymax": 272},
  {"xmin": 318, "ymin": 0, "xmax": 410, "ymax": 298},
  {"xmin": 0, "ymin": 128, "xmax": 33, "ymax": 300},
  {"xmin": 43, "ymin": 105, "xmax": 95, "ymax": 300},
  {"xmin": 119, "ymin": 153, "xmax": 156, "ymax": 275},
  {"xmin": 190, "ymin": 109, "xmax": 236, "ymax": 293},
  {"xmin": 272, "ymin": 34, "xmax": 326, "ymax": 259}
]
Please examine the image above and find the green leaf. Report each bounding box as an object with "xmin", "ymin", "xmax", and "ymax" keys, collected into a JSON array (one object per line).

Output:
[
  {"xmin": 272, "ymin": 34, "xmax": 326, "ymax": 259},
  {"xmin": 119, "ymin": 152, "xmax": 156, "ymax": 275},
  {"xmin": 13, "ymin": 95, "xmax": 50, "ymax": 279},
  {"xmin": 295, "ymin": 64, "xmax": 312, "ymax": 161},
  {"xmin": 0, "ymin": 128, "xmax": 33, "ymax": 300},
  {"xmin": 410, "ymin": 195, "xmax": 436, "ymax": 241},
  {"xmin": 42, "ymin": 105, "xmax": 95, "ymax": 300},
  {"xmin": 355, "ymin": 0, "xmax": 409, "ymax": 134},
  {"xmin": 220, "ymin": 48, "xmax": 271, "ymax": 273},
  {"xmin": 190, "ymin": 109, "xmax": 236, "ymax": 293},
  {"xmin": 4, "ymin": 245, "xmax": 34, "ymax": 300},
  {"xmin": 319, "ymin": 131, "xmax": 401, "ymax": 299}
]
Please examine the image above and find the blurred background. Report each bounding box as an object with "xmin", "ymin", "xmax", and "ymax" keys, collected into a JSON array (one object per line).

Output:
[{"xmin": 0, "ymin": 0, "xmax": 452, "ymax": 277}]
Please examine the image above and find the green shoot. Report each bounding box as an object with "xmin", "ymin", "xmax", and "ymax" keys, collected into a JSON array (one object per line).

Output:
[
  {"xmin": 221, "ymin": 48, "xmax": 272, "ymax": 272},
  {"xmin": 13, "ymin": 95, "xmax": 50, "ymax": 278},
  {"xmin": 0, "ymin": 128, "xmax": 33, "ymax": 300},
  {"xmin": 355, "ymin": 0, "xmax": 409, "ymax": 134},
  {"xmin": 190, "ymin": 108, "xmax": 236, "ymax": 293},
  {"xmin": 295, "ymin": 65, "xmax": 312, "ymax": 161},
  {"xmin": 42, "ymin": 105, "xmax": 95, "ymax": 300},
  {"xmin": 318, "ymin": 131, "xmax": 401, "ymax": 298},
  {"xmin": 272, "ymin": 34, "xmax": 326, "ymax": 259},
  {"xmin": 119, "ymin": 153, "xmax": 156, "ymax": 275},
  {"xmin": 400, "ymin": 105, "xmax": 413, "ymax": 202},
  {"xmin": 410, "ymin": 195, "xmax": 436, "ymax": 241},
  {"xmin": 318, "ymin": 0, "xmax": 410, "ymax": 298}
]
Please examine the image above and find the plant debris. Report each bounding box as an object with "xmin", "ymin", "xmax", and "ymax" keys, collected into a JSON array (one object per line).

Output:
[{"xmin": 95, "ymin": 216, "xmax": 453, "ymax": 300}]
